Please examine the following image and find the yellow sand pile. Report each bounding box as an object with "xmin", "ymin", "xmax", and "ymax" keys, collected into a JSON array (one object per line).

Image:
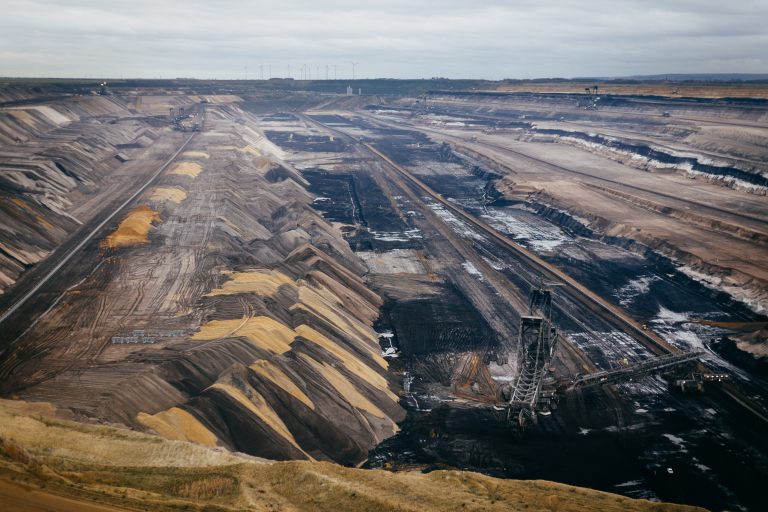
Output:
[
  {"xmin": 136, "ymin": 407, "xmax": 218, "ymax": 447},
  {"xmin": 250, "ymin": 360, "xmax": 315, "ymax": 409},
  {"xmin": 204, "ymin": 270, "xmax": 388, "ymax": 388},
  {"xmin": 295, "ymin": 325, "xmax": 393, "ymax": 398},
  {"xmin": 206, "ymin": 270, "xmax": 294, "ymax": 297},
  {"xmin": 101, "ymin": 206, "xmax": 160, "ymax": 249},
  {"xmin": 192, "ymin": 316, "xmax": 296, "ymax": 354},
  {"xmin": 169, "ymin": 161, "xmax": 203, "ymax": 178},
  {"xmin": 208, "ymin": 383, "xmax": 309, "ymax": 457},
  {"xmin": 294, "ymin": 285, "xmax": 382, "ymax": 361},
  {"xmin": 208, "ymin": 270, "xmax": 382, "ymax": 359},
  {"xmin": 300, "ymin": 354, "xmax": 393, "ymax": 426},
  {"xmin": 149, "ymin": 186, "xmax": 187, "ymax": 204}
]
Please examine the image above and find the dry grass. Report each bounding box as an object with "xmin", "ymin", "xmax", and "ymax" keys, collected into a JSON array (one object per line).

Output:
[
  {"xmin": 0, "ymin": 400, "xmax": 242, "ymax": 468},
  {"xmin": 696, "ymin": 320, "xmax": 767, "ymax": 330},
  {"xmin": 168, "ymin": 161, "xmax": 203, "ymax": 178},
  {"xmin": 101, "ymin": 205, "xmax": 160, "ymax": 249},
  {"xmin": 0, "ymin": 400, "xmax": 706, "ymax": 512},
  {"xmin": 176, "ymin": 475, "xmax": 235, "ymax": 499}
]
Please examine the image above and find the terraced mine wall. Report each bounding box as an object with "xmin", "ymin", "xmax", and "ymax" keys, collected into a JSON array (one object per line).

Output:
[
  {"xmin": 538, "ymin": 128, "xmax": 768, "ymax": 189},
  {"xmin": 0, "ymin": 96, "xmax": 404, "ymax": 465},
  {"xmin": 0, "ymin": 93, "xmax": 201, "ymax": 294}
]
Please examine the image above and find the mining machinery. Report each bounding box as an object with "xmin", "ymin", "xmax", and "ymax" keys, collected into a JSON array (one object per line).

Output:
[
  {"xmin": 582, "ymin": 85, "xmax": 599, "ymax": 110},
  {"xmin": 506, "ymin": 283, "xmax": 559, "ymax": 430},
  {"xmin": 503, "ymin": 282, "xmax": 714, "ymax": 433}
]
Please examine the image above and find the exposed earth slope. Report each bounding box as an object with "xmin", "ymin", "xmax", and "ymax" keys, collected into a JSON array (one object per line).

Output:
[
  {"xmin": 0, "ymin": 92, "xmax": 403, "ymax": 464},
  {"xmin": 0, "ymin": 399, "xmax": 704, "ymax": 512}
]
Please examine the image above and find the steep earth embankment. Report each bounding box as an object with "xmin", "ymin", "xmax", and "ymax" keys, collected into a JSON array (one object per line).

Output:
[{"xmin": 0, "ymin": 399, "xmax": 705, "ymax": 512}]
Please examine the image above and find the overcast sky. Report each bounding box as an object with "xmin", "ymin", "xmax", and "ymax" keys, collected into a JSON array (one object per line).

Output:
[{"xmin": 1, "ymin": 0, "xmax": 766, "ymax": 79}]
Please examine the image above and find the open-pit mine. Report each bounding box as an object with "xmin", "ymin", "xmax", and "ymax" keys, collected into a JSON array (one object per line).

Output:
[{"xmin": 1, "ymin": 78, "xmax": 766, "ymax": 511}]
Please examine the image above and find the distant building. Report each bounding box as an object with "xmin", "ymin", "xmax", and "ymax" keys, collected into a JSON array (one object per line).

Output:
[{"xmin": 346, "ymin": 85, "xmax": 353, "ymax": 96}]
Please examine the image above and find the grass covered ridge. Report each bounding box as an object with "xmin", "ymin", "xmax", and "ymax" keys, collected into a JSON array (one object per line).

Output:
[{"xmin": 0, "ymin": 399, "xmax": 706, "ymax": 511}]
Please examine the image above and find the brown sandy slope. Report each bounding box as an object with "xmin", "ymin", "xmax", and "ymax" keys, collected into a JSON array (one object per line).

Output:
[
  {"xmin": 491, "ymin": 81, "xmax": 768, "ymax": 99},
  {"xmin": 0, "ymin": 400, "xmax": 705, "ymax": 512}
]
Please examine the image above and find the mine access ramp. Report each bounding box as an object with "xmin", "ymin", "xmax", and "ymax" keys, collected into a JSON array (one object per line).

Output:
[
  {"xmin": 506, "ymin": 285, "xmax": 558, "ymax": 430},
  {"xmin": 569, "ymin": 350, "xmax": 706, "ymax": 389}
]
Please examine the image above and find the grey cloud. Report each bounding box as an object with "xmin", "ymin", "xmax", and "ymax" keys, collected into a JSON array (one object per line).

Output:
[{"xmin": 0, "ymin": 0, "xmax": 766, "ymax": 78}]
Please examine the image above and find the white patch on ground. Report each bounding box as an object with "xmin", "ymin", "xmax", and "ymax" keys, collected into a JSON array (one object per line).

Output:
[
  {"xmin": 614, "ymin": 480, "xmax": 644, "ymax": 488},
  {"xmin": 677, "ymin": 265, "xmax": 766, "ymax": 314},
  {"xmin": 382, "ymin": 347, "xmax": 399, "ymax": 358},
  {"xmin": 614, "ymin": 274, "xmax": 662, "ymax": 307},
  {"xmin": 662, "ymin": 433, "xmax": 688, "ymax": 453},
  {"xmin": 374, "ymin": 109, "xmax": 407, "ymax": 115},
  {"xmin": 428, "ymin": 203, "xmax": 485, "ymax": 240},
  {"xmin": 462, "ymin": 261, "xmax": 484, "ymax": 280},
  {"xmin": 369, "ymin": 228, "xmax": 423, "ymax": 243},
  {"xmin": 558, "ymin": 135, "xmax": 768, "ymax": 194},
  {"xmin": 482, "ymin": 256, "xmax": 506, "ymax": 271},
  {"xmin": 648, "ymin": 307, "xmax": 751, "ymax": 381},
  {"xmin": 481, "ymin": 208, "xmax": 570, "ymax": 252},
  {"xmin": 358, "ymin": 249, "xmax": 426, "ymax": 274},
  {"xmin": 617, "ymin": 375, "xmax": 668, "ymax": 396},
  {"xmin": 568, "ymin": 331, "xmax": 654, "ymax": 370},
  {"xmin": 650, "ymin": 308, "xmax": 707, "ymax": 351},
  {"xmin": 654, "ymin": 306, "xmax": 690, "ymax": 324},
  {"xmin": 685, "ymin": 169, "xmax": 768, "ymax": 194}
]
